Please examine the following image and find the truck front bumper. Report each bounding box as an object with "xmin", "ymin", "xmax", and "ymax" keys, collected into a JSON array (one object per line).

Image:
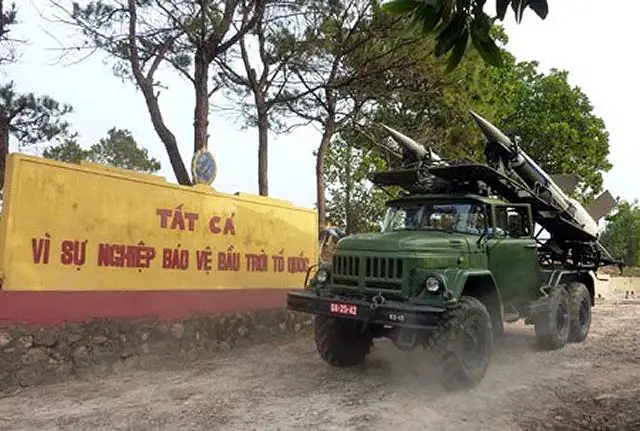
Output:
[{"xmin": 287, "ymin": 290, "xmax": 446, "ymax": 330}]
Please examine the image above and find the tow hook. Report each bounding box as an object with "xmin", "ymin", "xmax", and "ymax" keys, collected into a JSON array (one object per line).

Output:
[
  {"xmin": 371, "ymin": 292, "xmax": 386, "ymax": 309},
  {"xmin": 361, "ymin": 292, "xmax": 386, "ymax": 333}
]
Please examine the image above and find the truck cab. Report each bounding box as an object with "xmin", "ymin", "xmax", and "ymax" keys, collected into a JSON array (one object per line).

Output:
[{"xmin": 321, "ymin": 194, "xmax": 542, "ymax": 309}]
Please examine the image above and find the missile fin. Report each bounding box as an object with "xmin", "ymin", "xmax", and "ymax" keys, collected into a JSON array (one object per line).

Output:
[
  {"xmin": 585, "ymin": 190, "xmax": 617, "ymax": 221},
  {"xmin": 549, "ymin": 173, "xmax": 582, "ymax": 194}
]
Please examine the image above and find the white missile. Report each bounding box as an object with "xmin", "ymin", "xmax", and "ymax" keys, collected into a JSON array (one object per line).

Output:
[{"xmin": 470, "ymin": 111, "xmax": 616, "ymax": 241}]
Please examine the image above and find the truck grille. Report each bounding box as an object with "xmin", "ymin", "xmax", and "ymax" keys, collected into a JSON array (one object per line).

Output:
[
  {"xmin": 365, "ymin": 257, "xmax": 403, "ymax": 280},
  {"xmin": 332, "ymin": 254, "xmax": 404, "ymax": 290},
  {"xmin": 333, "ymin": 255, "xmax": 360, "ymax": 277}
]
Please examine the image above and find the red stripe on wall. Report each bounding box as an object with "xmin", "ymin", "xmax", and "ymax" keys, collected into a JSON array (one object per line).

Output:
[{"xmin": 0, "ymin": 289, "xmax": 299, "ymax": 326}]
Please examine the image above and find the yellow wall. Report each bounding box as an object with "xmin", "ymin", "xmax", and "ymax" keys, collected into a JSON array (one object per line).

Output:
[{"xmin": 0, "ymin": 154, "xmax": 318, "ymax": 291}]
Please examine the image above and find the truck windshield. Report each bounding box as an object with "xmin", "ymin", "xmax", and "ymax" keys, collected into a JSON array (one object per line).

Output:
[{"xmin": 381, "ymin": 201, "xmax": 487, "ymax": 235}]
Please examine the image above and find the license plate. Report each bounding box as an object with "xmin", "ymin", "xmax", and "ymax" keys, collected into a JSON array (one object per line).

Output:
[{"xmin": 330, "ymin": 302, "xmax": 358, "ymax": 316}]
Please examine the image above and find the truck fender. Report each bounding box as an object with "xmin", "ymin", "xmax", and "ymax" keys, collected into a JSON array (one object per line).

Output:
[{"xmin": 446, "ymin": 269, "xmax": 504, "ymax": 336}]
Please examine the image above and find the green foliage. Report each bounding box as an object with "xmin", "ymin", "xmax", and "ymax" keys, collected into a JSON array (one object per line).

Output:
[
  {"xmin": 600, "ymin": 200, "xmax": 640, "ymax": 267},
  {"xmin": 324, "ymin": 22, "xmax": 612, "ymax": 232},
  {"xmin": 489, "ymin": 60, "xmax": 612, "ymax": 200},
  {"xmin": 42, "ymin": 139, "xmax": 86, "ymax": 164},
  {"xmin": 43, "ymin": 128, "xmax": 161, "ymax": 173},
  {"xmin": 55, "ymin": 0, "xmax": 263, "ymax": 185},
  {"xmin": 215, "ymin": 2, "xmax": 307, "ymax": 128},
  {"xmin": 0, "ymin": 4, "xmax": 76, "ymax": 190},
  {"xmin": 272, "ymin": 0, "xmax": 435, "ymax": 227},
  {"xmin": 381, "ymin": 0, "xmax": 549, "ymax": 71},
  {"xmin": 65, "ymin": 0, "xmax": 221, "ymax": 82},
  {"xmin": 325, "ymin": 134, "xmax": 390, "ymax": 234},
  {"xmin": 0, "ymin": 1, "xmax": 20, "ymax": 65},
  {"xmin": 0, "ymin": 82, "xmax": 75, "ymax": 147},
  {"xmin": 88, "ymin": 128, "xmax": 161, "ymax": 172}
]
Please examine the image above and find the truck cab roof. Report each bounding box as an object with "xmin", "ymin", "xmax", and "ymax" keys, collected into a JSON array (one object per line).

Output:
[{"xmin": 387, "ymin": 193, "xmax": 509, "ymax": 207}]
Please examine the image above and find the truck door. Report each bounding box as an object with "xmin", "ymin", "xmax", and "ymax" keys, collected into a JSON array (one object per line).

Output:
[{"xmin": 485, "ymin": 204, "xmax": 542, "ymax": 304}]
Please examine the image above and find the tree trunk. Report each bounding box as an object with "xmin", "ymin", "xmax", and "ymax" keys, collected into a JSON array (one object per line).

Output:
[
  {"xmin": 257, "ymin": 105, "xmax": 268, "ymax": 196},
  {"xmin": 0, "ymin": 115, "xmax": 9, "ymax": 191},
  {"xmin": 193, "ymin": 47, "xmax": 209, "ymax": 154},
  {"xmin": 139, "ymin": 86, "xmax": 191, "ymax": 186},
  {"xmin": 316, "ymin": 123, "xmax": 335, "ymax": 232},
  {"xmin": 344, "ymin": 141, "xmax": 353, "ymax": 234},
  {"xmin": 126, "ymin": 0, "xmax": 190, "ymax": 186}
]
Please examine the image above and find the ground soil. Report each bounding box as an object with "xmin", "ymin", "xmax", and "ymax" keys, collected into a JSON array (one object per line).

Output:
[{"xmin": 0, "ymin": 296, "xmax": 638, "ymax": 431}]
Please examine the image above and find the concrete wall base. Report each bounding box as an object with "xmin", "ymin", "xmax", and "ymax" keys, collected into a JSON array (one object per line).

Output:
[{"xmin": 0, "ymin": 309, "xmax": 313, "ymax": 393}]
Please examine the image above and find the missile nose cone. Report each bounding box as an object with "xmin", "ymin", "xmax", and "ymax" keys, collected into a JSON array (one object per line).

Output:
[
  {"xmin": 378, "ymin": 122, "xmax": 427, "ymax": 158},
  {"xmin": 469, "ymin": 110, "xmax": 483, "ymax": 125},
  {"xmin": 469, "ymin": 110, "xmax": 514, "ymax": 151}
]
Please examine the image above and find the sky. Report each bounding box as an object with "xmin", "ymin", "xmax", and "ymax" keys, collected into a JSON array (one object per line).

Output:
[{"xmin": 6, "ymin": 0, "xmax": 639, "ymax": 212}]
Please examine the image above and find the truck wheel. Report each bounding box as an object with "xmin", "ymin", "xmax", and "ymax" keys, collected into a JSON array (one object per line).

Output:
[
  {"xmin": 534, "ymin": 285, "xmax": 570, "ymax": 350},
  {"xmin": 567, "ymin": 282, "xmax": 592, "ymax": 343},
  {"xmin": 428, "ymin": 296, "xmax": 493, "ymax": 389},
  {"xmin": 314, "ymin": 315, "xmax": 373, "ymax": 367}
]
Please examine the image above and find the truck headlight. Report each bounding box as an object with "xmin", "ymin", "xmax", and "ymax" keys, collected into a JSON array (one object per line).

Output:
[
  {"xmin": 316, "ymin": 268, "xmax": 329, "ymax": 283},
  {"xmin": 425, "ymin": 276, "xmax": 441, "ymax": 292}
]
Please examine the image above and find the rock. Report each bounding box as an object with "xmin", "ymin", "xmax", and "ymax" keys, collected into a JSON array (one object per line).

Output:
[
  {"xmin": 17, "ymin": 365, "xmax": 45, "ymax": 387},
  {"xmin": 71, "ymin": 346, "xmax": 92, "ymax": 367},
  {"xmin": 33, "ymin": 330, "xmax": 57, "ymax": 347},
  {"xmin": 111, "ymin": 360, "xmax": 126, "ymax": 374},
  {"xmin": 72, "ymin": 346, "xmax": 88, "ymax": 357},
  {"xmin": 68, "ymin": 333, "xmax": 83, "ymax": 344},
  {"xmin": 54, "ymin": 362, "xmax": 73, "ymax": 377},
  {"xmin": 171, "ymin": 323, "xmax": 185, "ymax": 339},
  {"xmin": 18, "ymin": 335, "xmax": 33, "ymax": 349},
  {"xmin": 91, "ymin": 335, "xmax": 108, "ymax": 345},
  {"xmin": 279, "ymin": 322, "xmax": 287, "ymax": 333},
  {"xmin": 121, "ymin": 348, "xmax": 135, "ymax": 359},
  {"xmin": 0, "ymin": 331, "xmax": 11, "ymax": 347},
  {"xmin": 22, "ymin": 347, "xmax": 50, "ymax": 365},
  {"xmin": 554, "ymin": 415, "xmax": 563, "ymax": 421},
  {"xmin": 0, "ymin": 308, "xmax": 316, "ymax": 394},
  {"xmin": 595, "ymin": 393, "xmax": 616, "ymax": 402}
]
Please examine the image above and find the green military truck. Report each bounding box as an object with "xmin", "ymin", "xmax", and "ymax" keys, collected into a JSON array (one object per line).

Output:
[{"xmin": 287, "ymin": 112, "xmax": 619, "ymax": 389}]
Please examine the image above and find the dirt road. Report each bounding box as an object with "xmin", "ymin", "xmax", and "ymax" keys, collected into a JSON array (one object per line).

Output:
[{"xmin": 0, "ymin": 297, "xmax": 638, "ymax": 431}]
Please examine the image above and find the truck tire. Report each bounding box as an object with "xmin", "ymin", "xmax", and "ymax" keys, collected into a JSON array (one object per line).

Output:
[
  {"xmin": 567, "ymin": 282, "xmax": 592, "ymax": 343},
  {"xmin": 314, "ymin": 315, "xmax": 373, "ymax": 367},
  {"xmin": 534, "ymin": 285, "xmax": 570, "ymax": 350},
  {"xmin": 428, "ymin": 296, "xmax": 493, "ymax": 390}
]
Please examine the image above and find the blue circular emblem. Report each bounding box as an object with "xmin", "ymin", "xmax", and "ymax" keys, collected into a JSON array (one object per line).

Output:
[{"xmin": 192, "ymin": 148, "xmax": 216, "ymax": 185}]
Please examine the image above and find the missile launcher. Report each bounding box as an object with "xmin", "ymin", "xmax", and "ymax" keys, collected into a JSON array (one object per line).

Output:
[
  {"xmin": 287, "ymin": 109, "xmax": 619, "ymax": 390},
  {"xmin": 369, "ymin": 111, "xmax": 619, "ymax": 271}
]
